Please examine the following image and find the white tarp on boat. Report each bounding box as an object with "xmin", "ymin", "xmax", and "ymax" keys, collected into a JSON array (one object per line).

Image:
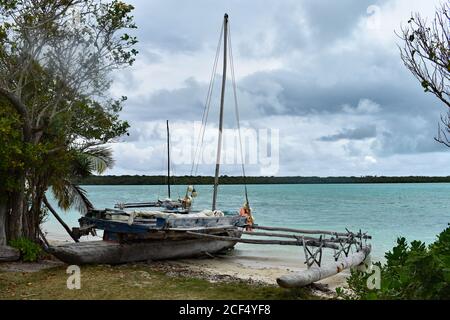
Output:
[{"xmin": 125, "ymin": 210, "xmax": 225, "ymax": 225}]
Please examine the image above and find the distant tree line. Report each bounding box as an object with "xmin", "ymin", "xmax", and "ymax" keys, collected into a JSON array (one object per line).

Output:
[{"xmin": 74, "ymin": 175, "xmax": 450, "ymax": 185}]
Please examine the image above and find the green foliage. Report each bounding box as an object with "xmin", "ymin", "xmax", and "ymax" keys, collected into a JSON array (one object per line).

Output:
[
  {"xmin": 0, "ymin": 0, "xmax": 137, "ymax": 237},
  {"xmin": 337, "ymin": 226, "xmax": 450, "ymax": 300},
  {"xmin": 0, "ymin": 101, "xmax": 25, "ymax": 196},
  {"xmin": 69, "ymin": 98, "xmax": 130, "ymax": 143},
  {"xmin": 9, "ymin": 237, "xmax": 42, "ymax": 262}
]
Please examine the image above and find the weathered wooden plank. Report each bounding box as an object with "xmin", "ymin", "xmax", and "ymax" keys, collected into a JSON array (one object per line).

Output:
[
  {"xmin": 80, "ymin": 217, "xmax": 155, "ymax": 233},
  {"xmin": 114, "ymin": 200, "xmax": 183, "ymax": 209},
  {"xmin": 114, "ymin": 202, "xmax": 161, "ymax": 208},
  {"xmin": 276, "ymin": 246, "xmax": 371, "ymax": 288},
  {"xmin": 0, "ymin": 245, "xmax": 20, "ymax": 262}
]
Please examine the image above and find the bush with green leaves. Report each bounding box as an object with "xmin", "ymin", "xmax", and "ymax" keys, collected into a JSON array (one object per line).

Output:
[
  {"xmin": 337, "ymin": 225, "xmax": 450, "ymax": 300},
  {"xmin": 9, "ymin": 237, "xmax": 42, "ymax": 262}
]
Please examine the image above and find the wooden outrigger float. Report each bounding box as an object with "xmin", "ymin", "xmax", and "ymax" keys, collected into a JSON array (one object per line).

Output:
[
  {"xmin": 47, "ymin": 13, "xmax": 373, "ymax": 288},
  {"xmin": 277, "ymin": 246, "xmax": 371, "ymax": 288}
]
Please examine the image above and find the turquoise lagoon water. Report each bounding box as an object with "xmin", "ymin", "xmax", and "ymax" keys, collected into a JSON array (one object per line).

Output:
[{"xmin": 44, "ymin": 183, "xmax": 450, "ymax": 263}]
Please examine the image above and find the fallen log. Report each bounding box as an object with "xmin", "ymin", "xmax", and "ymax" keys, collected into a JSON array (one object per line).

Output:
[
  {"xmin": 276, "ymin": 245, "xmax": 371, "ymax": 288},
  {"xmin": 186, "ymin": 231, "xmax": 340, "ymax": 249}
]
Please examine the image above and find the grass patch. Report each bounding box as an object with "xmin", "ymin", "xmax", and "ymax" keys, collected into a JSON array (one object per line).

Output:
[{"xmin": 0, "ymin": 264, "xmax": 319, "ymax": 300}]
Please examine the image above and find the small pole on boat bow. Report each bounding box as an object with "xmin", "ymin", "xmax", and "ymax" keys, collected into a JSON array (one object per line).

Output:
[
  {"xmin": 212, "ymin": 13, "xmax": 228, "ymax": 211},
  {"xmin": 166, "ymin": 120, "xmax": 171, "ymax": 199}
]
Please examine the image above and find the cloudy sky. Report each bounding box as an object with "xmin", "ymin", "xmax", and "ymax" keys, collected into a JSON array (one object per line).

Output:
[{"xmin": 106, "ymin": 0, "xmax": 449, "ymax": 177}]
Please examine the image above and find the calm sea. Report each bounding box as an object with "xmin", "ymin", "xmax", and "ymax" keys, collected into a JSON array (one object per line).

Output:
[{"xmin": 43, "ymin": 183, "xmax": 450, "ymax": 263}]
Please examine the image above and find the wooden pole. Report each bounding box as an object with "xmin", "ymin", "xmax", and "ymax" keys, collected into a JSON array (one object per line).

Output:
[
  {"xmin": 276, "ymin": 246, "xmax": 371, "ymax": 288},
  {"xmin": 166, "ymin": 120, "xmax": 171, "ymax": 199},
  {"xmin": 241, "ymin": 230, "xmax": 358, "ymax": 244},
  {"xmin": 253, "ymin": 225, "xmax": 371, "ymax": 239},
  {"xmin": 114, "ymin": 201, "xmax": 162, "ymax": 208},
  {"xmin": 212, "ymin": 13, "xmax": 228, "ymax": 211},
  {"xmin": 43, "ymin": 196, "xmax": 79, "ymax": 243},
  {"xmin": 186, "ymin": 231, "xmax": 339, "ymax": 249}
]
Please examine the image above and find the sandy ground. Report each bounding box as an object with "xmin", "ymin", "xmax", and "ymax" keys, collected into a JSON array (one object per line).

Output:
[{"xmin": 163, "ymin": 253, "xmax": 349, "ymax": 292}]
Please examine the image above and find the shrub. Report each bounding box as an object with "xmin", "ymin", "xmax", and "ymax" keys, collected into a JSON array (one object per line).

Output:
[
  {"xmin": 9, "ymin": 237, "xmax": 42, "ymax": 262},
  {"xmin": 337, "ymin": 225, "xmax": 450, "ymax": 300}
]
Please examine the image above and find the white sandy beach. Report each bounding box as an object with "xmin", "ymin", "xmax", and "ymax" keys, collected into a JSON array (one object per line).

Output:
[{"xmin": 166, "ymin": 255, "xmax": 349, "ymax": 291}]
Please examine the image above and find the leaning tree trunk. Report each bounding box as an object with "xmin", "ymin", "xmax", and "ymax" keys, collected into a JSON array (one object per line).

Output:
[
  {"xmin": 0, "ymin": 197, "xmax": 7, "ymax": 246},
  {"xmin": 27, "ymin": 185, "xmax": 45, "ymax": 242},
  {"xmin": 1, "ymin": 89, "xmax": 38, "ymax": 242},
  {"xmin": 7, "ymin": 174, "xmax": 26, "ymax": 241}
]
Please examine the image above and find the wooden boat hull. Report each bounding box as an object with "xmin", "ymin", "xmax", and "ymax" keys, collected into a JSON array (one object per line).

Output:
[{"xmin": 49, "ymin": 230, "xmax": 241, "ymax": 264}]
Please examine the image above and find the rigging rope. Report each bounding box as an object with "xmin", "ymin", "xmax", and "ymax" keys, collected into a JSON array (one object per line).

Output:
[
  {"xmin": 190, "ymin": 22, "xmax": 224, "ymax": 177},
  {"xmin": 228, "ymin": 25, "xmax": 250, "ymax": 206},
  {"xmin": 188, "ymin": 19, "xmax": 250, "ymax": 207}
]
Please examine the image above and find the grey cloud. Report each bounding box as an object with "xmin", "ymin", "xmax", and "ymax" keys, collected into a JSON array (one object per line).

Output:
[
  {"xmin": 128, "ymin": 0, "xmax": 280, "ymax": 54},
  {"xmin": 374, "ymin": 127, "xmax": 445, "ymax": 156},
  {"xmin": 300, "ymin": 0, "xmax": 383, "ymax": 44},
  {"xmin": 319, "ymin": 125, "xmax": 377, "ymax": 141},
  {"xmin": 237, "ymin": 0, "xmax": 384, "ymax": 58},
  {"xmin": 124, "ymin": 0, "xmax": 440, "ymax": 121},
  {"xmin": 108, "ymin": 0, "xmax": 448, "ymax": 176},
  {"xmin": 122, "ymin": 77, "xmax": 205, "ymax": 122}
]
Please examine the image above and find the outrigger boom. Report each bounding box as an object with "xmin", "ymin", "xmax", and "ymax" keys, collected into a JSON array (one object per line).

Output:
[{"xmin": 186, "ymin": 223, "xmax": 372, "ymax": 288}]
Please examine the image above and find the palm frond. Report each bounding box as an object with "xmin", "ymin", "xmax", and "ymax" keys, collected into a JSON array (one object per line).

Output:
[
  {"xmin": 51, "ymin": 179, "xmax": 93, "ymax": 214},
  {"xmin": 83, "ymin": 146, "xmax": 115, "ymax": 174},
  {"xmin": 71, "ymin": 152, "xmax": 93, "ymax": 178},
  {"xmin": 51, "ymin": 179, "xmax": 72, "ymax": 211},
  {"xmin": 71, "ymin": 184, "xmax": 94, "ymax": 214}
]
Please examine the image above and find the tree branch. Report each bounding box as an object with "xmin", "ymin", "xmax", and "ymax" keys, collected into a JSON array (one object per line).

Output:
[{"xmin": 0, "ymin": 87, "xmax": 32, "ymax": 142}]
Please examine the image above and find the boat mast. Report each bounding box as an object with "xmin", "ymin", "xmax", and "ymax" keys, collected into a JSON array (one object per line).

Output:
[
  {"xmin": 212, "ymin": 13, "xmax": 228, "ymax": 211},
  {"xmin": 166, "ymin": 120, "xmax": 171, "ymax": 199}
]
